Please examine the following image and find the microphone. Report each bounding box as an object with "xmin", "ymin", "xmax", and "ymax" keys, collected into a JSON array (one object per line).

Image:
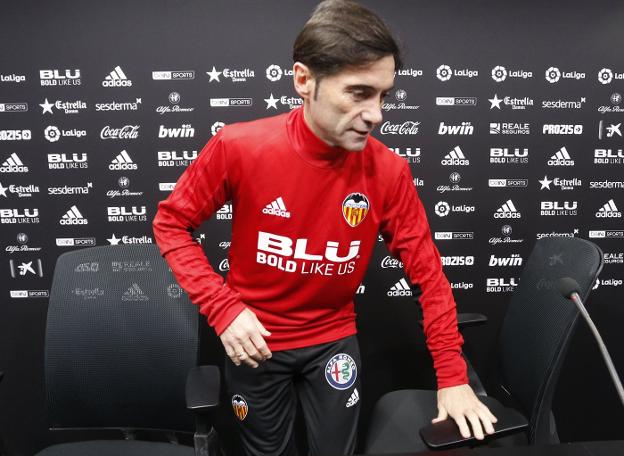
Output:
[{"xmin": 557, "ymin": 277, "xmax": 624, "ymax": 408}]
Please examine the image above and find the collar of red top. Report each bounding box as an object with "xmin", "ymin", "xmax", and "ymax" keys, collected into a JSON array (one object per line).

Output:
[{"xmin": 287, "ymin": 106, "xmax": 351, "ymax": 168}]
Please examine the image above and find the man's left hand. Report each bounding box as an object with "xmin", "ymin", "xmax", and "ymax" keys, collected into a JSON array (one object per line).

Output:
[{"xmin": 433, "ymin": 384, "xmax": 498, "ymax": 440}]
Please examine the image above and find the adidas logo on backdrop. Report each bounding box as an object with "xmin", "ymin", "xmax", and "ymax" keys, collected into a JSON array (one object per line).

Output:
[{"xmin": 102, "ymin": 66, "xmax": 132, "ymax": 87}]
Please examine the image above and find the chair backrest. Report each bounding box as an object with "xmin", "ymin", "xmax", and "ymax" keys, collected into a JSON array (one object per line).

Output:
[
  {"xmin": 498, "ymin": 236, "xmax": 603, "ymax": 444},
  {"xmin": 45, "ymin": 244, "xmax": 199, "ymax": 432}
]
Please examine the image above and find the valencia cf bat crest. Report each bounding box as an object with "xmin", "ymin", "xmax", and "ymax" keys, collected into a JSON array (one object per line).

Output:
[
  {"xmin": 342, "ymin": 193, "xmax": 370, "ymax": 228},
  {"xmin": 232, "ymin": 394, "xmax": 248, "ymax": 421}
]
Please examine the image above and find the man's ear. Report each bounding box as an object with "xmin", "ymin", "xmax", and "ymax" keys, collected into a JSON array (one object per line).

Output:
[{"xmin": 293, "ymin": 62, "xmax": 315, "ymax": 101}]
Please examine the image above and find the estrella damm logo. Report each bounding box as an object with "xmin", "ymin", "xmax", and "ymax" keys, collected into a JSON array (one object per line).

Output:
[
  {"xmin": 231, "ymin": 394, "xmax": 248, "ymax": 421},
  {"xmin": 342, "ymin": 193, "xmax": 370, "ymax": 228},
  {"xmin": 325, "ymin": 353, "xmax": 357, "ymax": 390}
]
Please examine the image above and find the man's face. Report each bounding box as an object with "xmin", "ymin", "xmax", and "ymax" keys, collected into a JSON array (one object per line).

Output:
[{"xmin": 295, "ymin": 55, "xmax": 395, "ymax": 151}]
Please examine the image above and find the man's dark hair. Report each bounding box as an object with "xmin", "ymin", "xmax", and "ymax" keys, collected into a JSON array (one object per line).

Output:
[{"xmin": 293, "ymin": 0, "xmax": 403, "ymax": 96}]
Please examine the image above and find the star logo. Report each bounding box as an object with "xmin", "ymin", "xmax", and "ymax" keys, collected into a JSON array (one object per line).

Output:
[
  {"xmin": 264, "ymin": 93, "xmax": 279, "ymax": 109},
  {"xmin": 488, "ymin": 94, "xmax": 503, "ymax": 109},
  {"xmin": 206, "ymin": 66, "xmax": 222, "ymax": 82},
  {"xmin": 107, "ymin": 234, "xmax": 121, "ymax": 245},
  {"xmin": 40, "ymin": 98, "xmax": 54, "ymax": 114},
  {"xmin": 0, "ymin": 182, "xmax": 8, "ymax": 197},
  {"xmin": 538, "ymin": 175, "xmax": 553, "ymax": 190}
]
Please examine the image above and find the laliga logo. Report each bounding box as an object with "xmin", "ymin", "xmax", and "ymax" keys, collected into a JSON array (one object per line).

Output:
[
  {"xmin": 436, "ymin": 65, "xmax": 452, "ymax": 81},
  {"xmin": 491, "ymin": 66, "xmax": 507, "ymax": 82},
  {"xmin": 211, "ymin": 121, "xmax": 225, "ymax": 136},
  {"xmin": 599, "ymin": 68, "xmax": 613, "ymax": 84},
  {"xmin": 435, "ymin": 201, "xmax": 450, "ymax": 217},
  {"xmin": 266, "ymin": 64, "xmax": 293, "ymax": 81},
  {"xmin": 44, "ymin": 126, "xmax": 60, "ymax": 142},
  {"xmin": 546, "ymin": 67, "xmax": 561, "ymax": 83}
]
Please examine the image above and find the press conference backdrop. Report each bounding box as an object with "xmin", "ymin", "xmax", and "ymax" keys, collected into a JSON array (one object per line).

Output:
[{"xmin": 0, "ymin": 0, "xmax": 623, "ymax": 454}]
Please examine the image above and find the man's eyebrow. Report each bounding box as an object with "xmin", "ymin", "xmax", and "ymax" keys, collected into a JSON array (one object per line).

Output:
[{"xmin": 346, "ymin": 84, "xmax": 395, "ymax": 92}]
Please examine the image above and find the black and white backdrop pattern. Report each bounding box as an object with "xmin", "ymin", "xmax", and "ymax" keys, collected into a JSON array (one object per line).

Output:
[{"xmin": 1, "ymin": 1, "xmax": 623, "ymax": 454}]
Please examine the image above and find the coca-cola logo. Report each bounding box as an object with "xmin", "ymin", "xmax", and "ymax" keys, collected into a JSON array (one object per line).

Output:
[
  {"xmin": 380, "ymin": 256, "xmax": 403, "ymax": 268},
  {"xmin": 219, "ymin": 259, "xmax": 230, "ymax": 271},
  {"xmin": 380, "ymin": 121, "xmax": 420, "ymax": 135},
  {"xmin": 100, "ymin": 125, "xmax": 140, "ymax": 140}
]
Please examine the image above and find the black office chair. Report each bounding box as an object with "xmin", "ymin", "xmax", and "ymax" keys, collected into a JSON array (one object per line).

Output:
[
  {"xmin": 36, "ymin": 244, "xmax": 221, "ymax": 456},
  {"xmin": 365, "ymin": 236, "xmax": 603, "ymax": 453}
]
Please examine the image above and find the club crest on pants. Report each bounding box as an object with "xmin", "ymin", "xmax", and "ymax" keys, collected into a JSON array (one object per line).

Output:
[
  {"xmin": 232, "ymin": 394, "xmax": 248, "ymax": 421},
  {"xmin": 325, "ymin": 353, "xmax": 357, "ymax": 390},
  {"xmin": 342, "ymin": 193, "xmax": 369, "ymax": 228}
]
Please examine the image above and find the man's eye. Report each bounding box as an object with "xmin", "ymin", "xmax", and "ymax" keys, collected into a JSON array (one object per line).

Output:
[{"xmin": 351, "ymin": 90, "xmax": 366, "ymax": 100}]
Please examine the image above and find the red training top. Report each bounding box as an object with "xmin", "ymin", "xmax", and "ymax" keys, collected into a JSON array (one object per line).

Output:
[{"xmin": 153, "ymin": 106, "xmax": 468, "ymax": 388}]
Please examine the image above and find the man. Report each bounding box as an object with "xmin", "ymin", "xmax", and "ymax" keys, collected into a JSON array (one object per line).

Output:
[{"xmin": 153, "ymin": 1, "xmax": 496, "ymax": 454}]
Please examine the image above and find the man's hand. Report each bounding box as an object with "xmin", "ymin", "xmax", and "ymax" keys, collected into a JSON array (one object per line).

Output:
[
  {"xmin": 433, "ymin": 384, "xmax": 498, "ymax": 440},
  {"xmin": 220, "ymin": 308, "xmax": 272, "ymax": 368}
]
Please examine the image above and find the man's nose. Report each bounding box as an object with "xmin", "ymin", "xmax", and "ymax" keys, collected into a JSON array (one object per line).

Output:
[{"xmin": 360, "ymin": 101, "xmax": 383, "ymax": 127}]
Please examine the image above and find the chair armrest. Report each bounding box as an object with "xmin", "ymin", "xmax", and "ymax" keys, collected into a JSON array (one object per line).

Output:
[
  {"xmin": 457, "ymin": 313, "xmax": 488, "ymax": 329},
  {"xmin": 186, "ymin": 366, "xmax": 220, "ymax": 412},
  {"xmin": 419, "ymin": 396, "xmax": 528, "ymax": 450}
]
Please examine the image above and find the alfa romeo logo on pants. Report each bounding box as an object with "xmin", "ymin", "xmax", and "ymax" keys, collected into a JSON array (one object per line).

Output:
[{"xmin": 325, "ymin": 353, "xmax": 357, "ymax": 390}]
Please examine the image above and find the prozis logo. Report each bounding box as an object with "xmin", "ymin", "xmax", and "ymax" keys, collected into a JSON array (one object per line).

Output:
[
  {"xmin": 491, "ymin": 65, "xmax": 532, "ymax": 82},
  {"xmin": 595, "ymin": 199, "xmax": 621, "ymax": 218},
  {"xmin": 388, "ymin": 147, "xmax": 420, "ymax": 163},
  {"xmin": 490, "ymin": 147, "xmax": 528, "ymax": 164},
  {"xmin": 542, "ymin": 124, "xmax": 583, "ymax": 135},
  {"xmin": 441, "ymin": 256, "xmax": 474, "ymax": 266},
  {"xmin": 594, "ymin": 148, "xmax": 624, "ymax": 165},
  {"xmin": 206, "ymin": 66, "xmax": 255, "ymax": 83},
  {"xmin": 486, "ymin": 278, "xmax": 519, "ymax": 293},
  {"xmin": 256, "ymin": 231, "xmax": 360, "ymax": 276},
  {"xmin": 438, "ymin": 121, "xmax": 474, "ymax": 135},
  {"xmin": 158, "ymin": 150, "xmax": 198, "ymax": 167},
  {"xmin": 102, "ymin": 66, "xmax": 132, "ymax": 87},
  {"xmin": 0, "ymin": 208, "xmax": 40, "ymax": 224},
  {"xmin": 100, "ymin": 125, "xmax": 140, "ymax": 140},
  {"xmin": 598, "ymin": 68, "xmax": 624, "ymax": 84},
  {"xmin": 0, "ymin": 129, "xmax": 31, "ymax": 141},
  {"xmin": 1, "ymin": 153, "xmax": 29, "ymax": 173},
  {"xmin": 39, "ymin": 69, "xmax": 81, "ymax": 86},
  {"xmin": 540, "ymin": 201, "xmax": 578, "ymax": 216},
  {"xmin": 544, "ymin": 66, "xmax": 585, "ymax": 83},
  {"xmin": 216, "ymin": 204, "xmax": 232, "ymax": 220},
  {"xmin": 107, "ymin": 206, "xmax": 148, "ymax": 222},
  {"xmin": 379, "ymin": 121, "xmax": 420, "ymax": 135},
  {"xmin": 265, "ymin": 64, "xmax": 293, "ymax": 81},
  {"xmin": 436, "ymin": 65, "xmax": 478, "ymax": 81},
  {"xmin": 158, "ymin": 124, "xmax": 195, "ymax": 138},
  {"xmin": 47, "ymin": 153, "xmax": 88, "ymax": 169}
]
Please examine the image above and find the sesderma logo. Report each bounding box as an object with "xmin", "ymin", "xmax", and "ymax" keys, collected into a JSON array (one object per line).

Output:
[{"xmin": 387, "ymin": 278, "xmax": 412, "ymax": 297}]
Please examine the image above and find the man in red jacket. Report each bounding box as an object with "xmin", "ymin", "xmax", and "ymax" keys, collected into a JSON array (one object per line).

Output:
[{"xmin": 153, "ymin": 1, "xmax": 496, "ymax": 454}]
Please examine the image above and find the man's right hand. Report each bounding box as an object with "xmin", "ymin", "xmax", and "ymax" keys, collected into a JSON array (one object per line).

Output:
[{"xmin": 220, "ymin": 308, "xmax": 272, "ymax": 368}]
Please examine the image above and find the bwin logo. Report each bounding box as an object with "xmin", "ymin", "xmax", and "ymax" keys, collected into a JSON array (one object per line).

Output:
[
  {"xmin": 489, "ymin": 254, "xmax": 523, "ymax": 267},
  {"xmin": 596, "ymin": 199, "xmax": 621, "ymax": 218},
  {"xmin": 438, "ymin": 122, "xmax": 474, "ymax": 135},
  {"xmin": 387, "ymin": 278, "xmax": 412, "ymax": 297},
  {"xmin": 158, "ymin": 124, "xmax": 195, "ymax": 138}
]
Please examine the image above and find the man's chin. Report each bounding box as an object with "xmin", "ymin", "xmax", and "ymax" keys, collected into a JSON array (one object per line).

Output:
[{"xmin": 342, "ymin": 137, "xmax": 368, "ymax": 151}]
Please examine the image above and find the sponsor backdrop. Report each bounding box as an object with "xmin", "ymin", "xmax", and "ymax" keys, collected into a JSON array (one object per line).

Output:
[{"xmin": 1, "ymin": 0, "xmax": 623, "ymax": 453}]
